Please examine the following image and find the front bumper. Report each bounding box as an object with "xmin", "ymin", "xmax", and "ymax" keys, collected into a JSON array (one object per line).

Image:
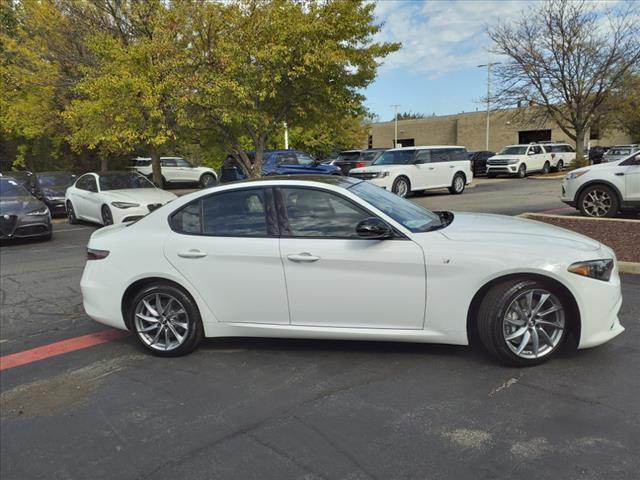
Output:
[
  {"xmin": 44, "ymin": 198, "xmax": 67, "ymax": 216},
  {"xmin": 0, "ymin": 214, "xmax": 51, "ymax": 239},
  {"xmin": 110, "ymin": 202, "xmax": 168, "ymax": 224},
  {"xmin": 486, "ymin": 165, "xmax": 518, "ymax": 174}
]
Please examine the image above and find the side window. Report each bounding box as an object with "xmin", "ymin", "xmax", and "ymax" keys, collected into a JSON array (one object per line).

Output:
[
  {"xmin": 296, "ymin": 153, "xmax": 315, "ymax": 166},
  {"xmin": 162, "ymin": 159, "xmax": 177, "ymax": 167},
  {"xmin": 279, "ymin": 187, "xmax": 371, "ymax": 238},
  {"xmin": 202, "ymin": 188, "xmax": 271, "ymax": 236},
  {"xmin": 415, "ymin": 150, "xmax": 431, "ymax": 164},
  {"xmin": 171, "ymin": 202, "xmax": 202, "ymax": 234},
  {"xmin": 531, "ymin": 146, "xmax": 542, "ymax": 154},
  {"xmin": 175, "ymin": 158, "xmax": 192, "ymax": 168},
  {"xmin": 76, "ymin": 175, "xmax": 96, "ymax": 192},
  {"xmin": 566, "ymin": 145, "xmax": 575, "ymax": 152},
  {"xmin": 431, "ymin": 150, "xmax": 449, "ymax": 163},
  {"xmin": 448, "ymin": 149, "xmax": 469, "ymax": 161},
  {"xmin": 277, "ymin": 153, "xmax": 298, "ymax": 165}
]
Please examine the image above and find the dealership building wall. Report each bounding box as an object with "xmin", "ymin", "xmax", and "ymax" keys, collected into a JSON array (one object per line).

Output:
[{"xmin": 368, "ymin": 108, "xmax": 631, "ymax": 152}]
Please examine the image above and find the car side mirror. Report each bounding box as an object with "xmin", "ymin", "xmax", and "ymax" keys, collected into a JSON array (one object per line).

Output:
[
  {"xmin": 356, "ymin": 217, "xmax": 394, "ymax": 240},
  {"xmin": 527, "ymin": 151, "xmax": 534, "ymax": 155}
]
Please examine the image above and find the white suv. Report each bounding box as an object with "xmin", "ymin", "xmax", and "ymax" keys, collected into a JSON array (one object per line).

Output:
[
  {"xmin": 132, "ymin": 157, "xmax": 218, "ymax": 188},
  {"xmin": 561, "ymin": 151, "xmax": 640, "ymax": 217},
  {"xmin": 487, "ymin": 143, "xmax": 574, "ymax": 178},
  {"xmin": 348, "ymin": 146, "xmax": 473, "ymax": 197}
]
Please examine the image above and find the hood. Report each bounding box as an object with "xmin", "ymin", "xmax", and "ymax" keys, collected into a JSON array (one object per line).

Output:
[
  {"xmin": 102, "ymin": 188, "xmax": 177, "ymax": 204},
  {"xmin": 436, "ymin": 212, "xmax": 601, "ymax": 252},
  {"xmin": 488, "ymin": 154, "xmax": 521, "ymax": 160},
  {"xmin": 570, "ymin": 160, "xmax": 624, "ymax": 176},
  {"xmin": 0, "ymin": 195, "xmax": 47, "ymax": 215}
]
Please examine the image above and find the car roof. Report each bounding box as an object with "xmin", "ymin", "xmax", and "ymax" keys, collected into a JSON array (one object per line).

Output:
[
  {"xmin": 228, "ymin": 175, "xmax": 362, "ymax": 189},
  {"xmin": 386, "ymin": 145, "xmax": 465, "ymax": 151}
]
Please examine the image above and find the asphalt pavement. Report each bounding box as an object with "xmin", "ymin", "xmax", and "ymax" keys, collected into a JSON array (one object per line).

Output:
[{"xmin": 1, "ymin": 178, "xmax": 639, "ymax": 480}]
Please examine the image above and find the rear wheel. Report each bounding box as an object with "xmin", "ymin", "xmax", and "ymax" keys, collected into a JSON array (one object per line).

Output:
[
  {"xmin": 554, "ymin": 159, "xmax": 564, "ymax": 172},
  {"xmin": 66, "ymin": 201, "xmax": 78, "ymax": 224},
  {"xmin": 392, "ymin": 176, "xmax": 410, "ymax": 198},
  {"xmin": 477, "ymin": 279, "xmax": 569, "ymax": 366},
  {"xmin": 542, "ymin": 161, "xmax": 550, "ymax": 174},
  {"xmin": 448, "ymin": 173, "xmax": 466, "ymax": 194},
  {"xmin": 516, "ymin": 164, "xmax": 527, "ymax": 178},
  {"xmin": 101, "ymin": 205, "xmax": 114, "ymax": 226},
  {"xmin": 578, "ymin": 184, "xmax": 619, "ymax": 218},
  {"xmin": 199, "ymin": 173, "xmax": 217, "ymax": 188},
  {"xmin": 130, "ymin": 283, "xmax": 203, "ymax": 357}
]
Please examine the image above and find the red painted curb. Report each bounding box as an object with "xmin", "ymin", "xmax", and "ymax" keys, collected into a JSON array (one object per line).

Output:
[{"xmin": 0, "ymin": 329, "xmax": 129, "ymax": 372}]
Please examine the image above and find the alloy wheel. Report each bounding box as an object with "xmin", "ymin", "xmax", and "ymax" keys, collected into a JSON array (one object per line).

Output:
[
  {"xmin": 502, "ymin": 289, "xmax": 565, "ymax": 359},
  {"xmin": 134, "ymin": 293, "xmax": 190, "ymax": 351},
  {"xmin": 102, "ymin": 206, "xmax": 113, "ymax": 225},
  {"xmin": 582, "ymin": 189, "xmax": 612, "ymax": 217},
  {"xmin": 454, "ymin": 176, "xmax": 464, "ymax": 192},
  {"xmin": 394, "ymin": 179, "xmax": 408, "ymax": 197}
]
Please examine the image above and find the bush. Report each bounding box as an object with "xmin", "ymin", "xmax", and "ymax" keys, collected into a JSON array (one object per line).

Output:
[{"xmin": 570, "ymin": 154, "xmax": 589, "ymax": 169}]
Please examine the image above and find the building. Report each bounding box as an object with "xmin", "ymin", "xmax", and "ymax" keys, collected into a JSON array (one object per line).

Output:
[{"xmin": 368, "ymin": 108, "xmax": 631, "ymax": 152}]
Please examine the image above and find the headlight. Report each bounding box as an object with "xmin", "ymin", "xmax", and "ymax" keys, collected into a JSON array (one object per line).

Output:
[
  {"xmin": 26, "ymin": 207, "xmax": 49, "ymax": 216},
  {"xmin": 507, "ymin": 159, "xmax": 519, "ymax": 164},
  {"xmin": 373, "ymin": 171, "xmax": 389, "ymax": 178},
  {"xmin": 568, "ymin": 259, "xmax": 614, "ymax": 282},
  {"xmin": 111, "ymin": 202, "xmax": 140, "ymax": 209},
  {"xmin": 567, "ymin": 170, "xmax": 589, "ymax": 180}
]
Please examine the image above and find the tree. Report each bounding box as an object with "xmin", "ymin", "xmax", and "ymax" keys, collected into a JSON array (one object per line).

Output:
[
  {"xmin": 395, "ymin": 111, "xmax": 425, "ymax": 120},
  {"xmin": 287, "ymin": 114, "xmax": 368, "ymax": 158},
  {"xmin": 177, "ymin": 0, "xmax": 399, "ymax": 178},
  {"xmin": 64, "ymin": 0, "xmax": 183, "ymax": 180},
  {"xmin": 489, "ymin": 0, "xmax": 640, "ymax": 163},
  {"xmin": 613, "ymin": 74, "xmax": 640, "ymax": 142}
]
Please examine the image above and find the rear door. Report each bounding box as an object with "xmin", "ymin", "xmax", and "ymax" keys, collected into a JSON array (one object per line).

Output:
[
  {"xmin": 160, "ymin": 158, "xmax": 179, "ymax": 182},
  {"xmin": 276, "ymin": 186, "xmax": 426, "ymax": 329},
  {"xmin": 163, "ymin": 187, "xmax": 290, "ymax": 324},
  {"xmin": 428, "ymin": 149, "xmax": 455, "ymax": 187},
  {"xmin": 623, "ymin": 153, "xmax": 640, "ymax": 201},
  {"xmin": 175, "ymin": 158, "xmax": 197, "ymax": 182}
]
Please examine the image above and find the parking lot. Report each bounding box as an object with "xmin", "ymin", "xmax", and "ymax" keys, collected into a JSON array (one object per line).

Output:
[{"xmin": 1, "ymin": 177, "xmax": 639, "ymax": 480}]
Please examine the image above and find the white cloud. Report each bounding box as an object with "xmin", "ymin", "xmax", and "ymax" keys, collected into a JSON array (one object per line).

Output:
[{"xmin": 373, "ymin": 0, "xmax": 534, "ymax": 77}]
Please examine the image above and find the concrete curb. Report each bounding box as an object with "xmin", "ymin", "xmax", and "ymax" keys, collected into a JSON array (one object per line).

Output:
[{"xmin": 619, "ymin": 262, "xmax": 640, "ymax": 275}]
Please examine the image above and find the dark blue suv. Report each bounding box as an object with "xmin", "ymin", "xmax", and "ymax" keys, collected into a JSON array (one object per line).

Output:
[{"xmin": 220, "ymin": 150, "xmax": 341, "ymax": 182}]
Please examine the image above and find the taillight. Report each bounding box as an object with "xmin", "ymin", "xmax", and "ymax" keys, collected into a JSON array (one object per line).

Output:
[
  {"xmin": 355, "ymin": 162, "xmax": 366, "ymax": 168},
  {"xmin": 87, "ymin": 248, "xmax": 110, "ymax": 260}
]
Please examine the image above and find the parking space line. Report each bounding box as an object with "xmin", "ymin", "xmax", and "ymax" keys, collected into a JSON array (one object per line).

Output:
[{"xmin": 0, "ymin": 329, "xmax": 129, "ymax": 372}]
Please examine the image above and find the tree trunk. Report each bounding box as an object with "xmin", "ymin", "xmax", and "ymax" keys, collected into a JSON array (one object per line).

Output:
[
  {"xmin": 251, "ymin": 139, "xmax": 264, "ymax": 179},
  {"xmin": 150, "ymin": 146, "xmax": 162, "ymax": 187},
  {"xmin": 574, "ymin": 127, "xmax": 586, "ymax": 166},
  {"xmin": 100, "ymin": 156, "xmax": 108, "ymax": 173}
]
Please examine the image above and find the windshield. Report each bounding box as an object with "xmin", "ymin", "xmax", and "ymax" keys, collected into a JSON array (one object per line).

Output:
[
  {"xmin": 499, "ymin": 146, "xmax": 528, "ymax": 155},
  {"xmin": 337, "ymin": 151, "xmax": 361, "ymax": 162},
  {"xmin": 99, "ymin": 173, "xmax": 155, "ymax": 191},
  {"xmin": 297, "ymin": 154, "xmax": 316, "ymax": 166},
  {"xmin": 37, "ymin": 173, "xmax": 76, "ymax": 187},
  {"xmin": 373, "ymin": 149, "xmax": 415, "ymax": 166},
  {"xmin": 607, "ymin": 148, "xmax": 631, "ymax": 156},
  {"xmin": 350, "ymin": 181, "xmax": 442, "ymax": 232},
  {"xmin": 360, "ymin": 151, "xmax": 383, "ymax": 162},
  {"xmin": 0, "ymin": 179, "xmax": 29, "ymax": 197}
]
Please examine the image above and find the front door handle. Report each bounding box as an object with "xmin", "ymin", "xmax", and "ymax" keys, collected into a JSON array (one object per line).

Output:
[
  {"xmin": 287, "ymin": 253, "xmax": 320, "ymax": 262},
  {"xmin": 449, "ymin": 165, "xmax": 455, "ymax": 168},
  {"xmin": 614, "ymin": 172, "xmax": 625, "ymax": 176},
  {"xmin": 178, "ymin": 249, "xmax": 207, "ymax": 259},
  {"xmin": 428, "ymin": 167, "xmax": 435, "ymax": 170}
]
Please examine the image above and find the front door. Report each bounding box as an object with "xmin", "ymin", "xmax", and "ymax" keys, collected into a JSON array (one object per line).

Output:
[
  {"xmin": 276, "ymin": 186, "xmax": 426, "ymax": 329},
  {"xmin": 624, "ymin": 155, "xmax": 640, "ymax": 201},
  {"xmin": 163, "ymin": 187, "xmax": 290, "ymax": 324}
]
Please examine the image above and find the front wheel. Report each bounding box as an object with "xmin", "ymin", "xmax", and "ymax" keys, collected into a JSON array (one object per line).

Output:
[
  {"xmin": 578, "ymin": 184, "xmax": 619, "ymax": 218},
  {"xmin": 130, "ymin": 283, "xmax": 204, "ymax": 357},
  {"xmin": 477, "ymin": 279, "xmax": 569, "ymax": 366},
  {"xmin": 516, "ymin": 164, "xmax": 527, "ymax": 178},
  {"xmin": 66, "ymin": 201, "xmax": 78, "ymax": 224},
  {"xmin": 101, "ymin": 205, "xmax": 114, "ymax": 226},
  {"xmin": 391, "ymin": 176, "xmax": 410, "ymax": 198},
  {"xmin": 542, "ymin": 161, "xmax": 550, "ymax": 175},
  {"xmin": 448, "ymin": 173, "xmax": 466, "ymax": 194},
  {"xmin": 199, "ymin": 173, "xmax": 217, "ymax": 188},
  {"xmin": 554, "ymin": 159, "xmax": 564, "ymax": 172}
]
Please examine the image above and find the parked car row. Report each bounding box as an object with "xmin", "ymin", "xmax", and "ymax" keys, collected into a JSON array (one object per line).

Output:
[
  {"xmin": 486, "ymin": 142, "xmax": 574, "ymax": 178},
  {"xmin": 131, "ymin": 157, "xmax": 219, "ymax": 188}
]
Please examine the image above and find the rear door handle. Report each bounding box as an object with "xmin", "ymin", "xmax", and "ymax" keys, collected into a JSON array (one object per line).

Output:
[
  {"xmin": 178, "ymin": 249, "xmax": 207, "ymax": 259},
  {"xmin": 287, "ymin": 253, "xmax": 320, "ymax": 262},
  {"xmin": 614, "ymin": 172, "xmax": 625, "ymax": 176},
  {"xmin": 428, "ymin": 167, "xmax": 435, "ymax": 170}
]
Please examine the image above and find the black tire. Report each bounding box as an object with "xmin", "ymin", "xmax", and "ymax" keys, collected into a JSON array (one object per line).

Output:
[
  {"xmin": 66, "ymin": 201, "xmax": 78, "ymax": 225},
  {"xmin": 477, "ymin": 278, "xmax": 569, "ymax": 367},
  {"xmin": 578, "ymin": 184, "xmax": 619, "ymax": 218},
  {"xmin": 101, "ymin": 205, "xmax": 114, "ymax": 226},
  {"xmin": 391, "ymin": 176, "xmax": 411, "ymax": 198},
  {"xmin": 516, "ymin": 164, "xmax": 527, "ymax": 178},
  {"xmin": 199, "ymin": 173, "xmax": 217, "ymax": 188},
  {"xmin": 554, "ymin": 159, "xmax": 564, "ymax": 172},
  {"xmin": 542, "ymin": 161, "xmax": 550, "ymax": 175},
  {"xmin": 448, "ymin": 173, "xmax": 466, "ymax": 194},
  {"xmin": 129, "ymin": 282, "xmax": 204, "ymax": 357}
]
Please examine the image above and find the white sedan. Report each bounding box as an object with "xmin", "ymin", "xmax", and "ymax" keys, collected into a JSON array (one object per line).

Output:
[
  {"xmin": 66, "ymin": 171, "xmax": 177, "ymax": 225},
  {"xmin": 81, "ymin": 176, "xmax": 624, "ymax": 366}
]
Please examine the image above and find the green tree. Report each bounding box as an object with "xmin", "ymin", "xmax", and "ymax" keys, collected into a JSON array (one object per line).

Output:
[
  {"xmin": 177, "ymin": 0, "xmax": 399, "ymax": 178},
  {"xmin": 287, "ymin": 114, "xmax": 368, "ymax": 158}
]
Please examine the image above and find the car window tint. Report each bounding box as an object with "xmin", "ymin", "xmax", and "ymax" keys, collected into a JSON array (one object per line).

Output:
[
  {"xmin": 162, "ymin": 159, "xmax": 177, "ymax": 167},
  {"xmin": 202, "ymin": 189, "xmax": 269, "ymax": 236},
  {"xmin": 76, "ymin": 175, "xmax": 96, "ymax": 191},
  {"xmin": 296, "ymin": 153, "xmax": 316, "ymax": 166},
  {"xmin": 175, "ymin": 158, "xmax": 191, "ymax": 167},
  {"xmin": 415, "ymin": 150, "xmax": 431, "ymax": 164},
  {"xmin": 280, "ymin": 187, "xmax": 370, "ymax": 238},
  {"xmin": 277, "ymin": 153, "xmax": 299, "ymax": 165},
  {"xmin": 431, "ymin": 150, "xmax": 449, "ymax": 163},
  {"xmin": 172, "ymin": 202, "xmax": 202, "ymax": 234},
  {"xmin": 448, "ymin": 149, "xmax": 468, "ymax": 161}
]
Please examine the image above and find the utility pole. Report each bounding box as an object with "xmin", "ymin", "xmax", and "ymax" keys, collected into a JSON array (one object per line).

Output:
[
  {"xmin": 391, "ymin": 104, "xmax": 401, "ymax": 147},
  {"xmin": 283, "ymin": 121, "xmax": 289, "ymax": 150},
  {"xmin": 477, "ymin": 63, "xmax": 499, "ymax": 151}
]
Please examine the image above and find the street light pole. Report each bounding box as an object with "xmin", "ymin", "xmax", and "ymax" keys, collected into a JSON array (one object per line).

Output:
[
  {"xmin": 391, "ymin": 104, "xmax": 400, "ymax": 147},
  {"xmin": 477, "ymin": 63, "xmax": 499, "ymax": 151}
]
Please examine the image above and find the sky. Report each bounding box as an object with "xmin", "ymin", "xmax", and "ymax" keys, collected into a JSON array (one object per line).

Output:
[{"xmin": 363, "ymin": 0, "xmax": 535, "ymax": 122}]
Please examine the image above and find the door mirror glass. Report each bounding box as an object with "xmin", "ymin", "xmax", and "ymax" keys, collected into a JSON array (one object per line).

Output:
[{"xmin": 356, "ymin": 217, "xmax": 394, "ymax": 239}]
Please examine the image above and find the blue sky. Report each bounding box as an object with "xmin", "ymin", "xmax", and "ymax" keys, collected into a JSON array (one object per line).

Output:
[{"xmin": 363, "ymin": 0, "xmax": 534, "ymax": 121}]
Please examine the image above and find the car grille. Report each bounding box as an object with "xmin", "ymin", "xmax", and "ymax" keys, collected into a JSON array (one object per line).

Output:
[
  {"xmin": 15, "ymin": 225, "xmax": 48, "ymax": 236},
  {"xmin": 147, "ymin": 203, "xmax": 162, "ymax": 212},
  {"xmin": 487, "ymin": 159, "xmax": 511, "ymax": 166},
  {"xmin": 0, "ymin": 215, "xmax": 18, "ymax": 236},
  {"xmin": 349, "ymin": 172, "xmax": 378, "ymax": 180}
]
